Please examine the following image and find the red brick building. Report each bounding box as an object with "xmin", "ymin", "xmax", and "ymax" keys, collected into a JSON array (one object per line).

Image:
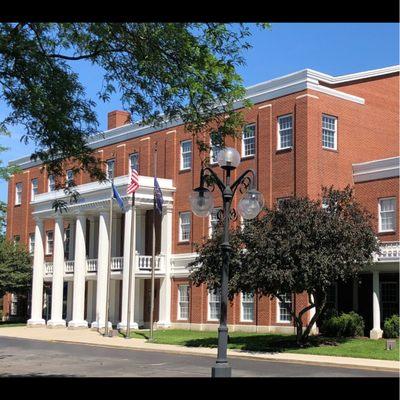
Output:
[{"xmin": 3, "ymin": 65, "xmax": 399, "ymax": 338}]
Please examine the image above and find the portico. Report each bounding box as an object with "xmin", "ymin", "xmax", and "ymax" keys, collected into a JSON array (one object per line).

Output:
[{"xmin": 27, "ymin": 174, "xmax": 175, "ymax": 331}]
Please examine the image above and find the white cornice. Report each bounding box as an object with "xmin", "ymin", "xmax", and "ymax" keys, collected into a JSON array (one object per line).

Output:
[
  {"xmin": 352, "ymin": 156, "xmax": 400, "ymax": 183},
  {"xmin": 9, "ymin": 65, "xmax": 399, "ymax": 169}
]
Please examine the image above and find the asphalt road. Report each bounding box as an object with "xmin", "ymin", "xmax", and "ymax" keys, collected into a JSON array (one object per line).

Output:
[{"xmin": 0, "ymin": 336, "xmax": 397, "ymax": 378}]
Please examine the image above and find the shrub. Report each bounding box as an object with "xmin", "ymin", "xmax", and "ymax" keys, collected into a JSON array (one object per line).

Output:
[
  {"xmin": 321, "ymin": 311, "xmax": 365, "ymax": 338},
  {"xmin": 383, "ymin": 315, "xmax": 400, "ymax": 339}
]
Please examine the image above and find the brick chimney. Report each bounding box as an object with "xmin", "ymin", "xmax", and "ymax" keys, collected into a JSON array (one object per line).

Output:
[{"xmin": 107, "ymin": 110, "xmax": 131, "ymax": 130}]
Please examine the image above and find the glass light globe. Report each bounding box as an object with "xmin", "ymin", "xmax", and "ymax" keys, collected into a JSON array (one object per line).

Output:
[
  {"xmin": 189, "ymin": 187, "xmax": 214, "ymax": 217},
  {"xmin": 237, "ymin": 189, "xmax": 264, "ymax": 220},
  {"xmin": 217, "ymin": 147, "xmax": 241, "ymax": 169}
]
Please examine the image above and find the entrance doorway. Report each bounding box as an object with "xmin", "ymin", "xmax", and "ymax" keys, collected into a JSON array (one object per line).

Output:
[{"xmin": 143, "ymin": 279, "xmax": 160, "ymax": 328}]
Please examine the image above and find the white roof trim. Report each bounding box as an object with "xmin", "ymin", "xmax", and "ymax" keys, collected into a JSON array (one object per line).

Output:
[
  {"xmin": 353, "ymin": 156, "xmax": 400, "ymax": 183},
  {"xmin": 10, "ymin": 65, "xmax": 398, "ymax": 169}
]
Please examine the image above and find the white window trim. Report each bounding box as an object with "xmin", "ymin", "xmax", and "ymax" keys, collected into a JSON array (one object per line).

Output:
[
  {"xmin": 106, "ymin": 159, "xmax": 115, "ymax": 180},
  {"xmin": 207, "ymin": 289, "xmax": 221, "ymax": 322},
  {"xmin": 322, "ymin": 114, "xmax": 338, "ymax": 150},
  {"xmin": 378, "ymin": 197, "xmax": 396, "ymax": 233},
  {"xmin": 66, "ymin": 169, "xmax": 73, "ymax": 185},
  {"xmin": 15, "ymin": 183, "xmax": 22, "ymax": 205},
  {"xmin": 209, "ymin": 207, "xmax": 222, "ymax": 238},
  {"xmin": 31, "ymin": 178, "xmax": 38, "ymax": 201},
  {"xmin": 129, "ymin": 152, "xmax": 139, "ymax": 173},
  {"xmin": 29, "ymin": 233, "xmax": 35, "ymax": 255},
  {"xmin": 241, "ymin": 123, "xmax": 256, "ymax": 158},
  {"xmin": 48, "ymin": 175, "xmax": 55, "ymax": 192},
  {"xmin": 276, "ymin": 294, "xmax": 292, "ymax": 324},
  {"xmin": 179, "ymin": 212, "xmax": 191, "ymax": 242},
  {"xmin": 180, "ymin": 140, "xmax": 192, "ymax": 171},
  {"xmin": 240, "ymin": 292, "xmax": 255, "ymax": 323},
  {"xmin": 210, "ymin": 136, "xmax": 220, "ymax": 165},
  {"xmin": 46, "ymin": 231, "xmax": 54, "ymax": 255},
  {"xmin": 277, "ymin": 114, "xmax": 293, "ymax": 151},
  {"xmin": 177, "ymin": 284, "xmax": 190, "ymax": 321}
]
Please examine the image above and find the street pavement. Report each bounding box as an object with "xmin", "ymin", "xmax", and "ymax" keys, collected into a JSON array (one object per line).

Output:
[{"xmin": 0, "ymin": 336, "xmax": 398, "ymax": 377}]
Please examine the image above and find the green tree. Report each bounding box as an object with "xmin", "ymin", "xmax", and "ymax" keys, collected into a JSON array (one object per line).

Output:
[
  {"xmin": 189, "ymin": 186, "xmax": 379, "ymax": 344},
  {"xmin": 0, "ymin": 237, "xmax": 32, "ymax": 298},
  {"xmin": 0, "ymin": 23, "xmax": 268, "ymax": 209}
]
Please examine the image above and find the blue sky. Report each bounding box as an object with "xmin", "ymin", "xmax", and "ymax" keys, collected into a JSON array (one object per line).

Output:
[{"xmin": 1, "ymin": 23, "xmax": 399, "ymax": 202}]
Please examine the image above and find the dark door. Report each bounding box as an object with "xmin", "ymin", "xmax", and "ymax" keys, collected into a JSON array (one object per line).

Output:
[
  {"xmin": 358, "ymin": 273, "xmax": 373, "ymax": 335},
  {"xmin": 143, "ymin": 279, "xmax": 160, "ymax": 327}
]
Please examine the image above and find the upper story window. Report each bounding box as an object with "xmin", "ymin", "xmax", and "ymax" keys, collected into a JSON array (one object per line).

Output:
[
  {"xmin": 242, "ymin": 124, "xmax": 256, "ymax": 157},
  {"xmin": 180, "ymin": 140, "xmax": 192, "ymax": 170},
  {"xmin": 106, "ymin": 159, "xmax": 115, "ymax": 180},
  {"xmin": 322, "ymin": 115, "xmax": 337, "ymax": 150},
  {"xmin": 178, "ymin": 284, "xmax": 190, "ymax": 320},
  {"xmin": 31, "ymin": 178, "xmax": 38, "ymax": 200},
  {"xmin": 210, "ymin": 132, "xmax": 221, "ymax": 164},
  {"xmin": 241, "ymin": 292, "xmax": 255, "ymax": 322},
  {"xmin": 66, "ymin": 169, "xmax": 74, "ymax": 186},
  {"xmin": 209, "ymin": 207, "xmax": 221, "ymax": 237},
  {"xmin": 277, "ymin": 114, "xmax": 293, "ymax": 150},
  {"xmin": 64, "ymin": 227, "xmax": 71, "ymax": 259},
  {"xmin": 277, "ymin": 293, "xmax": 292, "ymax": 323},
  {"xmin": 179, "ymin": 212, "xmax": 191, "ymax": 242},
  {"xmin": 379, "ymin": 197, "xmax": 396, "ymax": 233},
  {"xmin": 46, "ymin": 231, "xmax": 54, "ymax": 255},
  {"xmin": 15, "ymin": 182, "xmax": 22, "ymax": 205},
  {"xmin": 48, "ymin": 175, "xmax": 55, "ymax": 192},
  {"xmin": 129, "ymin": 152, "xmax": 139, "ymax": 173},
  {"xmin": 208, "ymin": 289, "xmax": 221, "ymax": 321},
  {"xmin": 29, "ymin": 233, "xmax": 35, "ymax": 255}
]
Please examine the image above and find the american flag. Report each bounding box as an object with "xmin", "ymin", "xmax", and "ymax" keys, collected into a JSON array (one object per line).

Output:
[{"xmin": 127, "ymin": 168, "xmax": 139, "ymax": 195}]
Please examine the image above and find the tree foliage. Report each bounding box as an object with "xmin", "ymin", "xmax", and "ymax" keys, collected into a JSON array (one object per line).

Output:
[
  {"xmin": 0, "ymin": 23, "xmax": 268, "ymax": 209},
  {"xmin": 0, "ymin": 237, "xmax": 32, "ymax": 298},
  {"xmin": 189, "ymin": 186, "xmax": 379, "ymax": 344}
]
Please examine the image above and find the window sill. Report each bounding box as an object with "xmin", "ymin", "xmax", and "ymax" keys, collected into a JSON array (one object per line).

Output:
[
  {"xmin": 277, "ymin": 320, "xmax": 291, "ymax": 324},
  {"xmin": 241, "ymin": 155, "xmax": 255, "ymax": 161},
  {"xmin": 179, "ymin": 168, "xmax": 191, "ymax": 174},
  {"xmin": 178, "ymin": 240, "xmax": 190, "ymax": 245},
  {"xmin": 377, "ymin": 230, "xmax": 396, "ymax": 235},
  {"xmin": 276, "ymin": 147, "xmax": 293, "ymax": 154},
  {"xmin": 14, "ymin": 204, "xmax": 21, "ymax": 207},
  {"xmin": 322, "ymin": 147, "xmax": 338, "ymax": 153}
]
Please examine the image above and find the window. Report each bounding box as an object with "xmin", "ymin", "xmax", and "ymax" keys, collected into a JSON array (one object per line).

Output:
[
  {"xmin": 29, "ymin": 233, "xmax": 35, "ymax": 255},
  {"xmin": 277, "ymin": 293, "xmax": 292, "ymax": 323},
  {"xmin": 13, "ymin": 235, "xmax": 20, "ymax": 244},
  {"xmin": 31, "ymin": 178, "xmax": 38, "ymax": 200},
  {"xmin": 178, "ymin": 284, "xmax": 190, "ymax": 320},
  {"xmin": 210, "ymin": 132, "xmax": 221, "ymax": 164},
  {"xmin": 381, "ymin": 282, "xmax": 399, "ymax": 322},
  {"xmin": 322, "ymin": 115, "xmax": 337, "ymax": 150},
  {"xmin": 106, "ymin": 159, "xmax": 115, "ymax": 180},
  {"xmin": 129, "ymin": 152, "xmax": 139, "ymax": 173},
  {"xmin": 10, "ymin": 294, "xmax": 18, "ymax": 316},
  {"xmin": 48, "ymin": 175, "xmax": 55, "ymax": 192},
  {"xmin": 209, "ymin": 208, "xmax": 221, "ymax": 236},
  {"xmin": 66, "ymin": 169, "xmax": 74, "ymax": 186},
  {"xmin": 180, "ymin": 140, "xmax": 192, "ymax": 170},
  {"xmin": 241, "ymin": 292, "xmax": 254, "ymax": 322},
  {"xmin": 15, "ymin": 183, "xmax": 22, "ymax": 205},
  {"xmin": 208, "ymin": 289, "xmax": 221, "ymax": 321},
  {"xmin": 242, "ymin": 124, "xmax": 256, "ymax": 157},
  {"xmin": 46, "ymin": 231, "xmax": 54, "ymax": 255},
  {"xmin": 179, "ymin": 212, "xmax": 191, "ymax": 242},
  {"xmin": 379, "ymin": 198, "xmax": 396, "ymax": 232},
  {"xmin": 277, "ymin": 115, "xmax": 293, "ymax": 150}
]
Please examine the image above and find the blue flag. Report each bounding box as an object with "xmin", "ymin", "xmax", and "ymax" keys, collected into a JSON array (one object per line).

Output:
[
  {"xmin": 112, "ymin": 183, "xmax": 125, "ymax": 212},
  {"xmin": 154, "ymin": 177, "xmax": 163, "ymax": 214}
]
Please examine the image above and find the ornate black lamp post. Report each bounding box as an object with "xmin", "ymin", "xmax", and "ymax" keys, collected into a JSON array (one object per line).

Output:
[{"xmin": 189, "ymin": 147, "xmax": 264, "ymax": 378}]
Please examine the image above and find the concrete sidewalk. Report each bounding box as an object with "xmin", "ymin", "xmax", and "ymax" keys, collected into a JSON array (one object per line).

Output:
[{"xmin": 0, "ymin": 326, "xmax": 398, "ymax": 372}]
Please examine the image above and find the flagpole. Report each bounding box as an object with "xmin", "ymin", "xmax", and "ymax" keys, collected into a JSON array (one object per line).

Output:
[
  {"xmin": 126, "ymin": 190, "xmax": 136, "ymax": 339},
  {"xmin": 149, "ymin": 143, "xmax": 157, "ymax": 341},
  {"xmin": 104, "ymin": 179, "xmax": 114, "ymax": 337}
]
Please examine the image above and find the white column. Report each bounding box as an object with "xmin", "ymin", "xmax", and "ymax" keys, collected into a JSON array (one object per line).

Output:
[
  {"xmin": 66, "ymin": 281, "xmax": 73, "ymax": 321},
  {"xmin": 370, "ymin": 271, "xmax": 383, "ymax": 339},
  {"xmin": 47, "ymin": 215, "xmax": 66, "ymax": 328},
  {"xmin": 118, "ymin": 206, "xmax": 138, "ymax": 330},
  {"xmin": 69, "ymin": 214, "xmax": 88, "ymax": 329},
  {"xmin": 308, "ymin": 294, "xmax": 318, "ymax": 334},
  {"xmin": 27, "ymin": 218, "xmax": 46, "ymax": 327},
  {"xmin": 91, "ymin": 211, "xmax": 112, "ymax": 330},
  {"xmin": 158, "ymin": 204, "xmax": 173, "ymax": 328}
]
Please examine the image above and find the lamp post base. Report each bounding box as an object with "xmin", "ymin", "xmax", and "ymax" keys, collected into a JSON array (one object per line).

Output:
[{"xmin": 211, "ymin": 363, "xmax": 232, "ymax": 378}]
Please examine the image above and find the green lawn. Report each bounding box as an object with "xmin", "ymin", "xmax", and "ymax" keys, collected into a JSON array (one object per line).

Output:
[{"xmin": 121, "ymin": 329, "xmax": 400, "ymax": 361}]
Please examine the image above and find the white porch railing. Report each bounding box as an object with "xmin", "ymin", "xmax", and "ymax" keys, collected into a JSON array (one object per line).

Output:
[
  {"xmin": 44, "ymin": 262, "xmax": 53, "ymax": 276},
  {"xmin": 87, "ymin": 259, "xmax": 98, "ymax": 273},
  {"xmin": 136, "ymin": 255, "xmax": 161, "ymax": 271},
  {"xmin": 64, "ymin": 260, "xmax": 75, "ymax": 273},
  {"xmin": 111, "ymin": 257, "xmax": 124, "ymax": 271},
  {"xmin": 376, "ymin": 241, "xmax": 400, "ymax": 262}
]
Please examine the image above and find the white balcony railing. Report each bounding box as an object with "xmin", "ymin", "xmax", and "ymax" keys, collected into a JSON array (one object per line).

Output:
[
  {"xmin": 87, "ymin": 259, "xmax": 98, "ymax": 273},
  {"xmin": 137, "ymin": 255, "xmax": 161, "ymax": 271},
  {"xmin": 44, "ymin": 261, "xmax": 53, "ymax": 276},
  {"xmin": 64, "ymin": 260, "xmax": 75, "ymax": 273},
  {"xmin": 376, "ymin": 242, "xmax": 400, "ymax": 262},
  {"xmin": 111, "ymin": 257, "xmax": 124, "ymax": 271}
]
